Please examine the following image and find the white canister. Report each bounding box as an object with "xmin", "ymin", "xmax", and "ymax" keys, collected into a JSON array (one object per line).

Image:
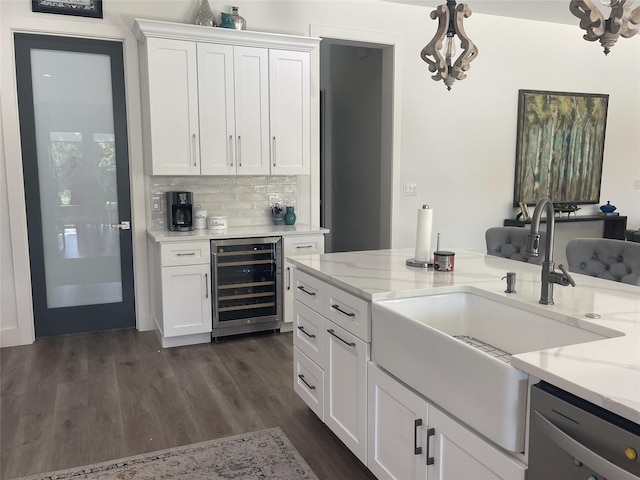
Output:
[
  {"xmin": 208, "ymin": 216, "xmax": 228, "ymax": 230},
  {"xmin": 194, "ymin": 208, "xmax": 208, "ymax": 229}
]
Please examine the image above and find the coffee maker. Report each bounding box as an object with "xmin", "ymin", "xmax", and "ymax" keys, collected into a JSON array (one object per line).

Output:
[{"xmin": 166, "ymin": 191, "xmax": 193, "ymax": 231}]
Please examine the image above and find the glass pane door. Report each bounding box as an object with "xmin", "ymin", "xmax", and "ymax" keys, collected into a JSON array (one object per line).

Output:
[{"xmin": 15, "ymin": 34, "xmax": 135, "ymax": 337}]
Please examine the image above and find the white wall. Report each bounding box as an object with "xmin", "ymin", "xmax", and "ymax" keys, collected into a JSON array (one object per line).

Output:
[{"xmin": 2, "ymin": 0, "xmax": 639, "ymax": 346}]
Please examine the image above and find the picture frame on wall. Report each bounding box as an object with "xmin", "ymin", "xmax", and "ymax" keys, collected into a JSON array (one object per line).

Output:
[
  {"xmin": 31, "ymin": 0, "xmax": 103, "ymax": 18},
  {"xmin": 513, "ymin": 89, "xmax": 609, "ymax": 207}
]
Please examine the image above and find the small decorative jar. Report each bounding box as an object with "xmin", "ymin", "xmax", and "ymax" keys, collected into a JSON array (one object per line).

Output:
[
  {"xmin": 231, "ymin": 6, "xmax": 246, "ymax": 30},
  {"xmin": 284, "ymin": 206, "xmax": 296, "ymax": 225},
  {"xmin": 219, "ymin": 11, "xmax": 234, "ymax": 28},
  {"xmin": 599, "ymin": 200, "xmax": 616, "ymax": 213}
]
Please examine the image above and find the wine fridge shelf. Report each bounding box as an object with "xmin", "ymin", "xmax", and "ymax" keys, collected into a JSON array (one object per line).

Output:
[
  {"xmin": 218, "ymin": 259, "xmax": 274, "ymax": 267},
  {"xmin": 219, "ymin": 301, "xmax": 276, "ymax": 313}
]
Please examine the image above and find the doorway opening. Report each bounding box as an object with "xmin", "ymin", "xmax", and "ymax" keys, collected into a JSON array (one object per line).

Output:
[{"xmin": 319, "ymin": 39, "xmax": 393, "ymax": 253}]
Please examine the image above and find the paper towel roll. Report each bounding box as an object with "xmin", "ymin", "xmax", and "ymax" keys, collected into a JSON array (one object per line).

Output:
[{"xmin": 414, "ymin": 206, "xmax": 433, "ymax": 262}]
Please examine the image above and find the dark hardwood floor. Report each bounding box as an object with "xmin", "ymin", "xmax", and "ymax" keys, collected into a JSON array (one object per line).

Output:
[{"xmin": 0, "ymin": 330, "xmax": 375, "ymax": 480}]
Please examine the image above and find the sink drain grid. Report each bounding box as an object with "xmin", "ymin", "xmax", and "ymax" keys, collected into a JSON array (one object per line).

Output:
[{"xmin": 453, "ymin": 335, "xmax": 512, "ymax": 364}]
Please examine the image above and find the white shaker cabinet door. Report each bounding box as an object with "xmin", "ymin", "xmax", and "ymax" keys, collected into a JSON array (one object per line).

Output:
[
  {"xmin": 428, "ymin": 405, "xmax": 526, "ymax": 480},
  {"xmin": 324, "ymin": 319, "xmax": 369, "ymax": 465},
  {"xmin": 269, "ymin": 50, "xmax": 310, "ymax": 175},
  {"xmin": 197, "ymin": 42, "xmax": 236, "ymax": 175},
  {"xmin": 233, "ymin": 46, "xmax": 270, "ymax": 175},
  {"xmin": 160, "ymin": 264, "xmax": 212, "ymax": 337},
  {"xmin": 367, "ymin": 363, "xmax": 429, "ymax": 480},
  {"xmin": 145, "ymin": 37, "xmax": 200, "ymax": 175}
]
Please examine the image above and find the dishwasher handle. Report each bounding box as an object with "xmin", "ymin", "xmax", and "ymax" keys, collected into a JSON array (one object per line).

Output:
[{"xmin": 533, "ymin": 411, "xmax": 638, "ymax": 480}]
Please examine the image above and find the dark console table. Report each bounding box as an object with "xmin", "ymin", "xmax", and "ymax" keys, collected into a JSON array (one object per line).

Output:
[{"xmin": 504, "ymin": 215, "xmax": 627, "ymax": 240}]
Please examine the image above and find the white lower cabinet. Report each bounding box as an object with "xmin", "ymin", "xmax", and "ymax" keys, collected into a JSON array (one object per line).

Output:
[
  {"xmin": 324, "ymin": 320, "xmax": 369, "ymax": 464},
  {"xmin": 148, "ymin": 239, "xmax": 212, "ymax": 348},
  {"xmin": 368, "ymin": 362, "xmax": 429, "ymax": 480},
  {"xmin": 368, "ymin": 363, "xmax": 526, "ymax": 480},
  {"xmin": 161, "ymin": 264, "xmax": 212, "ymax": 337},
  {"xmin": 292, "ymin": 267, "xmax": 369, "ymax": 466},
  {"xmin": 283, "ymin": 235, "xmax": 325, "ymax": 329}
]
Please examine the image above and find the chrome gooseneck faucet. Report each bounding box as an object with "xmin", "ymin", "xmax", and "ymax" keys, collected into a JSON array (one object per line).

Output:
[{"xmin": 526, "ymin": 197, "xmax": 576, "ymax": 305}]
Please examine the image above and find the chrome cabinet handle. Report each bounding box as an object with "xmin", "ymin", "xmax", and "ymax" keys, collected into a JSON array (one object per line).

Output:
[
  {"xmin": 228, "ymin": 135, "xmax": 234, "ymax": 167},
  {"xmin": 534, "ymin": 411, "xmax": 637, "ymax": 480},
  {"xmin": 327, "ymin": 328, "xmax": 356, "ymax": 347},
  {"xmin": 426, "ymin": 428, "xmax": 435, "ymax": 465},
  {"xmin": 204, "ymin": 273, "xmax": 209, "ymax": 299},
  {"xmin": 295, "ymin": 245, "xmax": 314, "ymax": 249},
  {"xmin": 331, "ymin": 304, "xmax": 356, "ymax": 317},
  {"xmin": 298, "ymin": 374, "xmax": 316, "ymax": 390},
  {"xmin": 297, "ymin": 326, "xmax": 316, "ymax": 339},
  {"xmin": 176, "ymin": 252, "xmax": 196, "ymax": 256},
  {"xmin": 297, "ymin": 285, "xmax": 316, "ymax": 297},
  {"xmin": 237, "ymin": 136, "xmax": 242, "ymax": 167},
  {"xmin": 414, "ymin": 419, "xmax": 423, "ymax": 455},
  {"xmin": 272, "ymin": 136, "xmax": 276, "ymax": 167},
  {"xmin": 191, "ymin": 133, "xmax": 197, "ymax": 166}
]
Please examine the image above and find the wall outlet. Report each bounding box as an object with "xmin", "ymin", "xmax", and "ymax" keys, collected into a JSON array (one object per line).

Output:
[
  {"xmin": 634, "ymin": 178, "xmax": 640, "ymax": 189},
  {"xmin": 151, "ymin": 194, "xmax": 162, "ymax": 212},
  {"xmin": 403, "ymin": 183, "xmax": 418, "ymax": 196}
]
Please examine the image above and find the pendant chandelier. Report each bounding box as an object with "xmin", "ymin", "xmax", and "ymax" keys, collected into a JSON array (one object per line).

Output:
[
  {"xmin": 570, "ymin": 0, "xmax": 640, "ymax": 55},
  {"xmin": 420, "ymin": 0, "xmax": 478, "ymax": 91}
]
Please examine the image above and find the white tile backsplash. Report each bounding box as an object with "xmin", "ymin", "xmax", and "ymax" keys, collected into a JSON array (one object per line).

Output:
[{"xmin": 150, "ymin": 175, "xmax": 297, "ymax": 229}]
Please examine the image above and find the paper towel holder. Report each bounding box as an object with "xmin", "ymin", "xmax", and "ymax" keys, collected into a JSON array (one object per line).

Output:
[{"xmin": 406, "ymin": 204, "xmax": 433, "ymax": 268}]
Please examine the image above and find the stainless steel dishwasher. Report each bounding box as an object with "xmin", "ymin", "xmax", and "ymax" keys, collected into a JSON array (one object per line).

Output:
[{"xmin": 528, "ymin": 381, "xmax": 640, "ymax": 480}]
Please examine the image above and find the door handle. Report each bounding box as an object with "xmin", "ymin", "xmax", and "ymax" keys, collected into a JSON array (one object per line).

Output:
[
  {"xmin": 272, "ymin": 136, "xmax": 276, "ymax": 167},
  {"xmin": 112, "ymin": 221, "xmax": 130, "ymax": 230},
  {"xmin": 331, "ymin": 304, "xmax": 355, "ymax": 317},
  {"xmin": 297, "ymin": 325, "xmax": 316, "ymax": 339},
  {"xmin": 426, "ymin": 428, "xmax": 435, "ymax": 465},
  {"xmin": 286, "ymin": 266, "xmax": 291, "ymax": 290},
  {"xmin": 191, "ymin": 133, "xmax": 198, "ymax": 166},
  {"xmin": 533, "ymin": 411, "xmax": 638, "ymax": 480},
  {"xmin": 327, "ymin": 328, "xmax": 356, "ymax": 347},
  {"xmin": 237, "ymin": 136, "xmax": 242, "ymax": 167},
  {"xmin": 297, "ymin": 285, "xmax": 316, "ymax": 297},
  {"xmin": 414, "ymin": 419, "xmax": 423, "ymax": 455},
  {"xmin": 298, "ymin": 374, "xmax": 316, "ymax": 390},
  {"xmin": 204, "ymin": 273, "xmax": 209, "ymax": 299},
  {"xmin": 228, "ymin": 135, "xmax": 234, "ymax": 167}
]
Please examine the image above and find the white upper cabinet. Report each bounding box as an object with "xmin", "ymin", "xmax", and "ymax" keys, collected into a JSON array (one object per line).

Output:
[
  {"xmin": 134, "ymin": 19, "xmax": 319, "ymax": 177},
  {"xmin": 144, "ymin": 38, "xmax": 200, "ymax": 175},
  {"xmin": 197, "ymin": 42, "xmax": 235, "ymax": 175},
  {"xmin": 233, "ymin": 46, "xmax": 270, "ymax": 175},
  {"xmin": 269, "ymin": 50, "xmax": 310, "ymax": 175}
]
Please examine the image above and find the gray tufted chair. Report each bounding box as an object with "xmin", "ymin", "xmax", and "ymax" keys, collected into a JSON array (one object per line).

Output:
[
  {"xmin": 566, "ymin": 238, "xmax": 640, "ymax": 286},
  {"xmin": 485, "ymin": 227, "xmax": 543, "ymax": 265}
]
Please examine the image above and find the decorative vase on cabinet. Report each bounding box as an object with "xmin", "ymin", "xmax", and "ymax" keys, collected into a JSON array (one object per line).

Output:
[
  {"xmin": 194, "ymin": 0, "xmax": 216, "ymax": 27},
  {"xmin": 284, "ymin": 206, "xmax": 296, "ymax": 225},
  {"xmin": 231, "ymin": 6, "xmax": 246, "ymax": 30}
]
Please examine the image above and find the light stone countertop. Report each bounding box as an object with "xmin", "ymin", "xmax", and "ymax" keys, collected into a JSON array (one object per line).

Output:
[
  {"xmin": 147, "ymin": 223, "xmax": 329, "ymax": 243},
  {"xmin": 287, "ymin": 248, "xmax": 640, "ymax": 424}
]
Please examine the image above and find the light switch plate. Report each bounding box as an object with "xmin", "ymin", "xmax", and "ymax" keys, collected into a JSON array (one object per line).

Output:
[{"xmin": 403, "ymin": 183, "xmax": 418, "ymax": 196}]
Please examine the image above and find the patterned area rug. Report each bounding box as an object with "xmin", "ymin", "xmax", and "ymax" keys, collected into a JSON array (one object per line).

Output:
[{"xmin": 15, "ymin": 427, "xmax": 318, "ymax": 480}]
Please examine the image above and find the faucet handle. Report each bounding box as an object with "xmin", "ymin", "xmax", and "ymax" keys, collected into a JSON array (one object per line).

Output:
[{"xmin": 557, "ymin": 264, "xmax": 576, "ymax": 287}]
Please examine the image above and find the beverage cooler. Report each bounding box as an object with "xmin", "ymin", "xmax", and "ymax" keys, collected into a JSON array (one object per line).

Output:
[{"xmin": 210, "ymin": 237, "xmax": 282, "ymax": 339}]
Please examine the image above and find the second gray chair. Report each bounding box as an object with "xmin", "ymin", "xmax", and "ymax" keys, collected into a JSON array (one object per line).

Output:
[
  {"xmin": 565, "ymin": 238, "xmax": 640, "ymax": 286},
  {"xmin": 485, "ymin": 226, "xmax": 543, "ymax": 264}
]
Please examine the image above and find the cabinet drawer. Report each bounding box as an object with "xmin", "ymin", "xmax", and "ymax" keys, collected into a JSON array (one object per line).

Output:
[
  {"xmin": 293, "ymin": 269, "xmax": 324, "ymax": 314},
  {"xmin": 294, "ymin": 346, "xmax": 324, "ymax": 421},
  {"xmin": 293, "ymin": 301, "xmax": 325, "ymax": 368},
  {"xmin": 283, "ymin": 234, "xmax": 325, "ymax": 256},
  {"xmin": 325, "ymin": 283, "xmax": 370, "ymax": 342},
  {"xmin": 161, "ymin": 241, "xmax": 210, "ymax": 266}
]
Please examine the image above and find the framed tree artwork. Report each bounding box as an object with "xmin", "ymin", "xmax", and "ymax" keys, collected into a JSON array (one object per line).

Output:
[
  {"xmin": 32, "ymin": 0, "xmax": 103, "ymax": 18},
  {"xmin": 513, "ymin": 89, "xmax": 609, "ymax": 206}
]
